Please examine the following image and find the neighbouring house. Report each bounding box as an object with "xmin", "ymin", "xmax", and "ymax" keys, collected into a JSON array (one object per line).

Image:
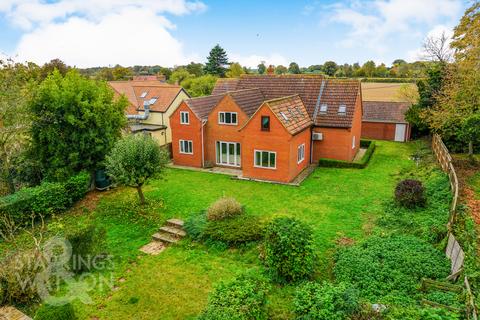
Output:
[
  {"xmin": 170, "ymin": 75, "xmax": 362, "ymax": 183},
  {"xmin": 109, "ymin": 78, "xmax": 189, "ymax": 148},
  {"xmin": 361, "ymin": 101, "xmax": 411, "ymax": 142}
]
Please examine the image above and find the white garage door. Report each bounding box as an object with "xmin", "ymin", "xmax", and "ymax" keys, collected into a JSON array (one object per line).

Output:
[{"xmin": 394, "ymin": 124, "xmax": 406, "ymax": 142}]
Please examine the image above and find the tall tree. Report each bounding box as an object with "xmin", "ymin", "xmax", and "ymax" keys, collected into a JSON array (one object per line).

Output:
[
  {"xmin": 40, "ymin": 59, "xmax": 69, "ymax": 80},
  {"xmin": 169, "ymin": 68, "xmax": 193, "ymax": 85},
  {"xmin": 257, "ymin": 62, "xmax": 266, "ymax": 74},
  {"xmin": 362, "ymin": 60, "xmax": 376, "ymax": 77},
  {"xmin": 288, "ymin": 62, "xmax": 301, "ymax": 74},
  {"xmin": 204, "ymin": 44, "xmax": 229, "ymax": 77},
  {"xmin": 186, "ymin": 62, "xmax": 204, "ymax": 77},
  {"xmin": 275, "ymin": 65, "xmax": 287, "ymax": 74},
  {"xmin": 322, "ymin": 61, "xmax": 338, "ymax": 76},
  {"xmin": 29, "ymin": 70, "xmax": 127, "ymax": 181}
]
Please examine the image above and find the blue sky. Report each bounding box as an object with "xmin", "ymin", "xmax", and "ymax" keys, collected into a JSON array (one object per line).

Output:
[{"xmin": 0, "ymin": 0, "xmax": 468, "ymax": 68}]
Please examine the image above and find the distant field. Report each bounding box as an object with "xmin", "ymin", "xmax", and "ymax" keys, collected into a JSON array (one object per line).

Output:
[{"xmin": 361, "ymin": 82, "xmax": 417, "ymax": 102}]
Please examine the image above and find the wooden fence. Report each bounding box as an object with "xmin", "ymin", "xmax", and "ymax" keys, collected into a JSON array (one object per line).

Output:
[{"xmin": 431, "ymin": 134, "xmax": 477, "ymax": 320}]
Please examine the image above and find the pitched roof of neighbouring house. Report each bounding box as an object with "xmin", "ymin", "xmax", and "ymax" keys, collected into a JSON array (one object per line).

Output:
[
  {"xmin": 184, "ymin": 94, "xmax": 226, "ymax": 120},
  {"xmin": 313, "ymin": 80, "xmax": 361, "ymax": 128},
  {"xmin": 263, "ymin": 95, "xmax": 312, "ymax": 135},
  {"xmin": 108, "ymin": 80, "xmax": 185, "ymax": 114},
  {"xmin": 211, "ymin": 78, "xmax": 240, "ymax": 95},
  {"xmin": 362, "ymin": 101, "xmax": 410, "ymax": 123}
]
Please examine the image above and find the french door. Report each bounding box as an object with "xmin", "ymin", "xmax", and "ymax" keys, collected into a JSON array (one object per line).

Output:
[{"xmin": 216, "ymin": 141, "xmax": 241, "ymax": 167}]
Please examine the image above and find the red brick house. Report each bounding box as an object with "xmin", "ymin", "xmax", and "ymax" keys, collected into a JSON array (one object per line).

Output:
[
  {"xmin": 361, "ymin": 101, "xmax": 411, "ymax": 142},
  {"xmin": 170, "ymin": 75, "xmax": 363, "ymax": 183}
]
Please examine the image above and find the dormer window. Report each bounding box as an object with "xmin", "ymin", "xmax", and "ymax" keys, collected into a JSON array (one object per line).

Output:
[
  {"xmin": 261, "ymin": 116, "xmax": 270, "ymax": 131},
  {"xmin": 338, "ymin": 104, "xmax": 347, "ymax": 115},
  {"xmin": 140, "ymin": 91, "xmax": 148, "ymax": 98},
  {"xmin": 180, "ymin": 111, "xmax": 189, "ymax": 124},
  {"xmin": 319, "ymin": 104, "xmax": 328, "ymax": 114},
  {"xmin": 218, "ymin": 112, "xmax": 238, "ymax": 125}
]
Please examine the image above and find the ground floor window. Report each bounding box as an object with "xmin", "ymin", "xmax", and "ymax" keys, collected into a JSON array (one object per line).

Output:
[
  {"xmin": 179, "ymin": 140, "xmax": 193, "ymax": 154},
  {"xmin": 297, "ymin": 144, "xmax": 305, "ymax": 163},
  {"xmin": 254, "ymin": 150, "xmax": 276, "ymax": 169},
  {"xmin": 216, "ymin": 141, "xmax": 241, "ymax": 166}
]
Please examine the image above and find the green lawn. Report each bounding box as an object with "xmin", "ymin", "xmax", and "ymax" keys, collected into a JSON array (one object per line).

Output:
[{"xmin": 6, "ymin": 141, "xmax": 419, "ymax": 319}]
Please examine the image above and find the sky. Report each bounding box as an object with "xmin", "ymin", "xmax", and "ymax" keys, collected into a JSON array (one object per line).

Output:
[{"xmin": 0, "ymin": 0, "xmax": 470, "ymax": 68}]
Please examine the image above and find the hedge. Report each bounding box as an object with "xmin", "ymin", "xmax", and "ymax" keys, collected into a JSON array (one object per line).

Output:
[
  {"xmin": 0, "ymin": 172, "xmax": 90, "ymax": 232},
  {"xmin": 360, "ymin": 77, "xmax": 423, "ymax": 83},
  {"xmin": 318, "ymin": 140, "xmax": 375, "ymax": 169}
]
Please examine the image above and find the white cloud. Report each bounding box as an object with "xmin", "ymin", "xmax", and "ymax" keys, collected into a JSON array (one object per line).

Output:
[
  {"xmin": 330, "ymin": 0, "xmax": 462, "ymax": 57},
  {"xmin": 1, "ymin": 0, "xmax": 206, "ymax": 67},
  {"xmin": 230, "ymin": 53, "xmax": 289, "ymax": 68}
]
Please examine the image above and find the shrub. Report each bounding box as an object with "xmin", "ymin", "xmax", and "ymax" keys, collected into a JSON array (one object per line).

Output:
[
  {"xmin": 34, "ymin": 302, "xmax": 77, "ymax": 320},
  {"xmin": 203, "ymin": 215, "xmax": 264, "ymax": 246},
  {"xmin": 199, "ymin": 274, "xmax": 269, "ymax": 320},
  {"xmin": 319, "ymin": 140, "xmax": 375, "ymax": 169},
  {"xmin": 0, "ymin": 249, "xmax": 44, "ymax": 305},
  {"xmin": 66, "ymin": 224, "xmax": 106, "ymax": 274},
  {"xmin": 264, "ymin": 217, "xmax": 317, "ymax": 283},
  {"xmin": 334, "ymin": 235, "xmax": 450, "ymax": 304},
  {"xmin": 206, "ymin": 197, "xmax": 243, "ymax": 221},
  {"xmin": 0, "ymin": 172, "xmax": 90, "ymax": 235},
  {"xmin": 184, "ymin": 211, "xmax": 208, "ymax": 241},
  {"xmin": 395, "ymin": 179, "xmax": 426, "ymax": 208},
  {"xmin": 294, "ymin": 281, "xmax": 361, "ymax": 320}
]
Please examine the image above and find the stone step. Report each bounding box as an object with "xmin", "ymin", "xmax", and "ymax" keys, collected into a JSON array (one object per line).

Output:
[
  {"xmin": 166, "ymin": 218, "xmax": 184, "ymax": 229},
  {"xmin": 159, "ymin": 226, "xmax": 186, "ymax": 237},
  {"xmin": 152, "ymin": 232, "xmax": 178, "ymax": 244}
]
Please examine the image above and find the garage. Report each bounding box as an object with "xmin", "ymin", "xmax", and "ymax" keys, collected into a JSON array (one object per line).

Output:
[{"xmin": 361, "ymin": 101, "xmax": 411, "ymax": 142}]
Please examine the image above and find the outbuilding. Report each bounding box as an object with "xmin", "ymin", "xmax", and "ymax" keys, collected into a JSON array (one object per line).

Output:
[{"xmin": 361, "ymin": 101, "xmax": 411, "ymax": 142}]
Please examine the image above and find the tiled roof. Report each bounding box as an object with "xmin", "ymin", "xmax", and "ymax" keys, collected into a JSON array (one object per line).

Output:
[
  {"xmin": 211, "ymin": 78, "xmax": 240, "ymax": 95},
  {"xmin": 228, "ymin": 88, "xmax": 265, "ymax": 117},
  {"xmin": 313, "ymin": 80, "xmax": 361, "ymax": 128},
  {"xmin": 363, "ymin": 101, "xmax": 410, "ymax": 123},
  {"xmin": 234, "ymin": 75, "xmax": 325, "ymax": 116},
  {"xmin": 108, "ymin": 80, "xmax": 184, "ymax": 114},
  {"xmin": 266, "ymin": 95, "xmax": 312, "ymax": 135},
  {"xmin": 133, "ymin": 85, "xmax": 183, "ymax": 113},
  {"xmin": 184, "ymin": 94, "xmax": 225, "ymax": 120}
]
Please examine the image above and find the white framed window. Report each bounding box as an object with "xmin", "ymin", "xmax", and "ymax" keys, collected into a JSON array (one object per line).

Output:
[
  {"xmin": 180, "ymin": 111, "xmax": 190, "ymax": 124},
  {"xmin": 297, "ymin": 144, "xmax": 305, "ymax": 164},
  {"xmin": 254, "ymin": 150, "xmax": 276, "ymax": 169},
  {"xmin": 338, "ymin": 104, "xmax": 347, "ymax": 115},
  {"xmin": 179, "ymin": 140, "xmax": 193, "ymax": 154},
  {"xmin": 319, "ymin": 104, "xmax": 328, "ymax": 113},
  {"xmin": 216, "ymin": 141, "xmax": 241, "ymax": 167},
  {"xmin": 352, "ymin": 135, "xmax": 356, "ymax": 149},
  {"xmin": 218, "ymin": 112, "xmax": 238, "ymax": 125}
]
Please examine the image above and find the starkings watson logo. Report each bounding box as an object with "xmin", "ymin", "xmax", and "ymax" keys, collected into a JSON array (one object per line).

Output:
[{"xmin": 6, "ymin": 236, "xmax": 115, "ymax": 306}]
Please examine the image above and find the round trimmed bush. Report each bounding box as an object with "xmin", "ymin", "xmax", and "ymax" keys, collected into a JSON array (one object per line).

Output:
[
  {"xmin": 199, "ymin": 274, "xmax": 269, "ymax": 320},
  {"xmin": 34, "ymin": 302, "xmax": 76, "ymax": 320},
  {"xmin": 294, "ymin": 281, "xmax": 361, "ymax": 320},
  {"xmin": 395, "ymin": 179, "xmax": 426, "ymax": 208},
  {"xmin": 206, "ymin": 197, "xmax": 243, "ymax": 221},
  {"xmin": 203, "ymin": 215, "xmax": 264, "ymax": 246},
  {"xmin": 264, "ymin": 217, "xmax": 317, "ymax": 283}
]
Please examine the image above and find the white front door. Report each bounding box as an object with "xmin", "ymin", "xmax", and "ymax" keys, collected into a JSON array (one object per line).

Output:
[{"xmin": 394, "ymin": 124, "xmax": 406, "ymax": 142}]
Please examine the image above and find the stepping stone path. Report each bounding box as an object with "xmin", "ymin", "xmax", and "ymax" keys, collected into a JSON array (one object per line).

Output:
[{"xmin": 139, "ymin": 218, "xmax": 185, "ymax": 255}]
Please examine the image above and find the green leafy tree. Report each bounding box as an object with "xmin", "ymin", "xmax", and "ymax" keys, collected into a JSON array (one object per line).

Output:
[
  {"xmin": 29, "ymin": 69, "xmax": 127, "ymax": 181},
  {"xmin": 204, "ymin": 44, "xmax": 229, "ymax": 77},
  {"xmin": 158, "ymin": 67, "xmax": 172, "ymax": 80},
  {"xmin": 182, "ymin": 75, "xmax": 217, "ymax": 97},
  {"xmin": 169, "ymin": 68, "xmax": 193, "ymax": 85},
  {"xmin": 274, "ymin": 65, "xmax": 287, "ymax": 74},
  {"xmin": 185, "ymin": 62, "xmax": 204, "ymax": 77},
  {"xmin": 40, "ymin": 58, "xmax": 69, "ymax": 80},
  {"xmin": 322, "ymin": 61, "xmax": 338, "ymax": 76},
  {"xmin": 112, "ymin": 65, "xmax": 132, "ymax": 80},
  {"xmin": 226, "ymin": 62, "xmax": 245, "ymax": 78},
  {"xmin": 96, "ymin": 67, "xmax": 114, "ymax": 81},
  {"xmin": 105, "ymin": 134, "xmax": 169, "ymax": 204},
  {"xmin": 257, "ymin": 62, "xmax": 266, "ymax": 74},
  {"xmin": 288, "ymin": 62, "xmax": 301, "ymax": 74},
  {"xmin": 362, "ymin": 60, "xmax": 376, "ymax": 77},
  {"xmin": 460, "ymin": 114, "xmax": 480, "ymax": 157}
]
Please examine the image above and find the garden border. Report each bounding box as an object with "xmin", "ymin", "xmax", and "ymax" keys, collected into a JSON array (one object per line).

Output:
[{"xmin": 432, "ymin": 134, "xmax": 477, "ymax": 320}]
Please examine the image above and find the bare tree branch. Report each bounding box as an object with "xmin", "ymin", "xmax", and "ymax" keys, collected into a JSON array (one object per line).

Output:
[{"xmin": 422, "ymin": 31, "xmax": 453, "ymax": 63}]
